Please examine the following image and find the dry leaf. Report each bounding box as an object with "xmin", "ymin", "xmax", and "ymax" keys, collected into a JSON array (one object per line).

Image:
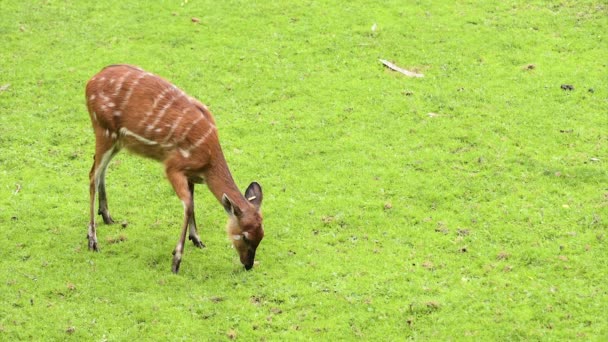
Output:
[{"xmin": 379, "ymin": 59, "xmax": 424, "ymax": 78}]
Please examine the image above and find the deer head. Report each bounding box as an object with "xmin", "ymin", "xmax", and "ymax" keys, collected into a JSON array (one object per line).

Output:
[{"xmin": 222, "ymin": 182, "xmax": 264, "ymax": 270}]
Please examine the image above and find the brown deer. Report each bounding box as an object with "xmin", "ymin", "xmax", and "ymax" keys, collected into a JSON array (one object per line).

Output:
[{"xmin": 85, "ymin": 64, "xmax": 264, "ymax": 273}]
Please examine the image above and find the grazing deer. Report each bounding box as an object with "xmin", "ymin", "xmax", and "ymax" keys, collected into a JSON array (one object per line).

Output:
[{"xmin": 85, "ymin": 64, "xmax": 264, "ymax": 273}]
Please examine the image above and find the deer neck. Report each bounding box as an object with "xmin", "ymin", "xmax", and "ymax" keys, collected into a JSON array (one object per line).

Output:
[{"xmin": 203, "ymin": 153, "xmax": 247, "ymax": 208}]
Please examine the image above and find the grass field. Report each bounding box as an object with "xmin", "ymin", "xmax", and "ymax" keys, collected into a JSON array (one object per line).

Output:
[{"xmin": 1, "ymin": 0, "xmax": 607, "ymax": 340}]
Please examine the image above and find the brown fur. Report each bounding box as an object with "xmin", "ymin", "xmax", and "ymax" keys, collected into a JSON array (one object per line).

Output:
[{"xmin": 85, "ymin": 64, "xmax": 264, "ymax": 273}]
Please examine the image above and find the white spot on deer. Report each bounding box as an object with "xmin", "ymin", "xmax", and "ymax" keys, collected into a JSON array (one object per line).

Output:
[
  {"xmin": 113, "ymin": 111, "xmax": 121, "ymax": 117},
  {"xmin": 179, "ymin": 148, "xmax": 191, "ymax": 158},
  {"xmin": 104, "ymin": 129, "xmax": 110, "ymax": 137},
  {"xmin": 109, "ymin": 78, "xmax": 115, "ymax": 85},
  {"xmin": 89, "ymin": 94, "xmax": 96, "ymax": 101},
  {"xmin": 99, "ymin": 93, "xmax": 111, "ymax": 106},
  {"xmin": 108, "ymin": 102, "xmax": 116, "ymax": 108},
  {"xmin": 91, "ymin": 111, "xmax": 98, "ymax": 122},
  {"xmin": 155, "ymin": 128, "xmax": 162, "ymax": 133},
  {"xmin": 111, "ymin": 132, "xmax": 117, "ymax": 139}
]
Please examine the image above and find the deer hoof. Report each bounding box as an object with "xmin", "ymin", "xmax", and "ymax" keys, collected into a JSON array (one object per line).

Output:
[
  {"xmin": 171, "ymin": 258, "xmax": 181, "ymax": 273},
  {"xmin": 172, "ymin": 251, "xmax": 182, "ymax": 273},
  {"xmin": 88, "ymin": 238, "xmax": 99, "ymax": 252},
  {"xmin": 102, "ymin": 215, "xmax": 115, "ymax": 225},
  {"xmin": 189, "ymin": 236, "xmax": 206, "ymax": 249}
]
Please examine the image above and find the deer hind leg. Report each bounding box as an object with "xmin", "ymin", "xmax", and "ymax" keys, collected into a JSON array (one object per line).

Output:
[
  {"xmin": 97, "ymin": 146, "xmax": 120, "ymax": 224},
  {"xmin": 88, "ymin": 131, "xmax": 119, "ymax": 251},
  {"xmin": 166, "ymin": 168, "xmax": 193, "ymax": 273},
  {"xmin": 187, "ymin": 181, "xmax": 205, "ymax": 249}
]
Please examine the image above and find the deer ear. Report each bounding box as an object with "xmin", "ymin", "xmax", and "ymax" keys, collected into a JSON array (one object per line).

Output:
[
  {"xmin": 245, "ymin": 182, "xmax": 263, "ymax": 209},
  {"xmin": 222, "ymin": 194, "xmax": 242, "ymax": 217}
]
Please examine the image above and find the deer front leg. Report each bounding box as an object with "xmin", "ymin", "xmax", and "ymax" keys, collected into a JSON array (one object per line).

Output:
[
  {"xmin": 167, "ymin": 169, "xmax": 193, "ymax": 273},
  {"xmin": 187, "ymin": 181, "xmax": 205, "ymax": 248}
]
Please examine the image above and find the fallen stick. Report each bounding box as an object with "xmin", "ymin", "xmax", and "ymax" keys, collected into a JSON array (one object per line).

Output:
[{"xmin": 379, "ymin": 59, "xmax": 424, "ymax": 78}]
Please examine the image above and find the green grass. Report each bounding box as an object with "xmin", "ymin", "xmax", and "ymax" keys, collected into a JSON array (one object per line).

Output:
[{"xmin": 1, "ymin": 0, "xmax": 607, "ymax": 340}]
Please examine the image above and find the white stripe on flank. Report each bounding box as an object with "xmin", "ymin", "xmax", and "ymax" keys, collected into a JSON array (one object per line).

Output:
[
  {"xmin": 113, "ymin": 71, "xmax": 132, "ymax": 97},
  {"xmin": 175, "ymin": 114, "xmax": 206, "ymax": 145},
  {"xmin": 192, "ymin": 125, "xmax": 216, "ymax": 148},
  {"xmin": 175, "ymin": 125, "xmax": 216, "ymax": 160},
  {"xmin": 139, "ymin": 86, "xmax": 176, "ymax": 130},
  {"xmin": 146, "ymin": 95, "xmax": 177, "ymax": 133},
  {"xmin": 120, "ymin": 72, "xmax": 147, "ymax": 110},
  {"xmin": 119, "ymin": 127, "xmax": 158, "ymax": 146},
  {"xmin": 150, "ymin": 87, "xmax": 174, "ymax": 114},
  {"xmin": 162, "ymin": 107, "xmax": 189, "ymax": 144}
]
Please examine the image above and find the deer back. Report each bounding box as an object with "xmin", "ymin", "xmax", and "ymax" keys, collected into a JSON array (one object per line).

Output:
[{"xmin": 85, "ymin": 64, "xmax": 218, "ymax": 164}]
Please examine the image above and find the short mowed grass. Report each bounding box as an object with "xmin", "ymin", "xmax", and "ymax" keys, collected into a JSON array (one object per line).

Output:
[{"xmin": 1, "ymin": 0, "xmax": 606, "ymax": 340}]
